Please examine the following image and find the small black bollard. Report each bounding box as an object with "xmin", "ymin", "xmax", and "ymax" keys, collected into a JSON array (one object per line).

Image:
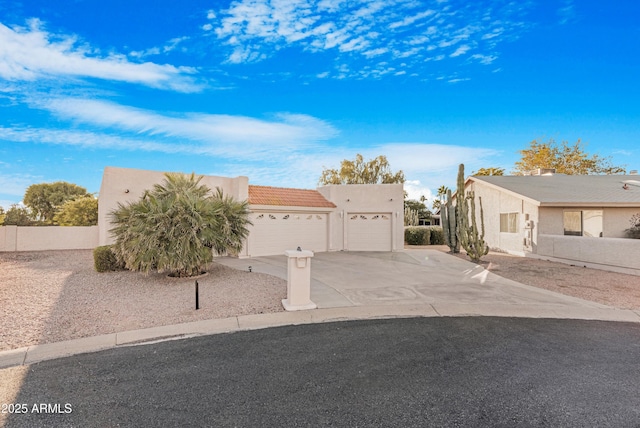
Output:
[
  {"xmin": 248, "ymin": 266, "xmax": 252, "ymax": 272},
  {"xmin": 195, "ymin": 280, "xmax": 199, "ymax": 310}
]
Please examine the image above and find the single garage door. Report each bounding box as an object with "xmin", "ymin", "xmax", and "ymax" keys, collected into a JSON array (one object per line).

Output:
[
  {"xmin": 249, "ymin": 212, "xmax": 328, "ymax": 257},
  {"xmin": 347, "ymin": 213, "xmax": 392, "ymax": 251}
]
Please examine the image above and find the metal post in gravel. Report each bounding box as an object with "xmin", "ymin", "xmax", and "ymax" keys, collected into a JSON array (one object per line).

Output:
[{"xmin": 195, "ymin": 280, "xmax": 199, "ymax": 310}]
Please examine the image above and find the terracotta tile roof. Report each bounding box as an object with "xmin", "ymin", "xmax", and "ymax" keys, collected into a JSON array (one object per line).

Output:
[{"xmin": 249, "ymin": 185, "xmax": 336, "ymax": 208}]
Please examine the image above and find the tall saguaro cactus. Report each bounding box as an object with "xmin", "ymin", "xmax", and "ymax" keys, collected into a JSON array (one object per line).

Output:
[
  {"xmin": 441, "ymin": 189, "xmax": 459, "ymax": 253},
  {"xmin": 455, "ymin": 164, "xmax": 489, "ymax": 263}
]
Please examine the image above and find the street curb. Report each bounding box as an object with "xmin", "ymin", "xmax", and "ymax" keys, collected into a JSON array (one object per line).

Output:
[{"xmin": 2, "ymin": 305, "xmax": 640, "ymax": 370}]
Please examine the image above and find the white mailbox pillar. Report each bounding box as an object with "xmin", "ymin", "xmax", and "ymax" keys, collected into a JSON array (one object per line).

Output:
[{"xmin": 282, "ymin": 249, "xmax": 317, "ymax": 311}]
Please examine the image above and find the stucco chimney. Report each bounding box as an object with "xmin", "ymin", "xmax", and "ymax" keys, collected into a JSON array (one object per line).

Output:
[{"xmin": 526, "ymin": 168, "xmax": 556, "ymax": 176}]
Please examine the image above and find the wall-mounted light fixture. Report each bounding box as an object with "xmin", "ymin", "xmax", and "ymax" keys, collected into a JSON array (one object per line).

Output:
[
  {"xmin": 124, "ymin": 189, "xmax": 130, "ymax": 193},
  {"xmin": 346, "ymin": 198, "xmax": 350, "ymax": 202},
  {"xmin": 389, "ymin": 198, "xmax": 393, "ymax": 201}
]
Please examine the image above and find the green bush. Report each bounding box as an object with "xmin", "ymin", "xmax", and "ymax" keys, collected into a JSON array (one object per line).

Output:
[
  {"xmin": 405, "ymin": 227, "xmax": 430, "ymax": 245},
  {"xmin": 625, "ymin": 213, "xmax": 640, "ymax": 239},
  {"xmin": 626, "ymin": 227, "xmax": 640, "ymax": 239},
  {"xmin": 93, "ymin": 245, "xmax": 125, "ymax": 272},
  {"xmin": 428, "ymin": 227, "xmax": 445, "ymax": 245}
]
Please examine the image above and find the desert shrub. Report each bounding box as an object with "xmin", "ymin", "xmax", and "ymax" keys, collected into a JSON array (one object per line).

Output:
[
  {"xmin": 405, "ymin": 227, "xmax": 430, "ymax": 245},
  {"xmin": 428, "ymin": 226, "xmax": 445, "ymax": 245},
  {"xmin": 625, "ymin": 213, "xmax": 640, "ymax": 239},
  {"xmin": 93, "ymin": 245, "xmax": 125, "ymax": 272},
  {"xmin": 110, "ymin": 173, "xmax": 251, "ymax": 277}
]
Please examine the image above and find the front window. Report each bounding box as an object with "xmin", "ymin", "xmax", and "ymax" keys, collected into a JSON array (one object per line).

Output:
[
  {"xmin": 563, "ymin": 210, "xmax": 603, "ymax": 237},
  {"xmin": 500, "ymin": 213, "xmax": 518, "ymax": 233}
]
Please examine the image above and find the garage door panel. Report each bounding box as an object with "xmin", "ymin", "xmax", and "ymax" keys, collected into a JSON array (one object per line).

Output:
[
  {"xmin": 347, "ymin": 213, "xmax": 391, "ymax": 251},
  {"xmin": 250, "ymin": 212, "xmax": 327, "ymax": 256}
]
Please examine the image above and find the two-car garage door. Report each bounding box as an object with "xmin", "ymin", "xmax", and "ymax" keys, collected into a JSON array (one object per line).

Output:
[{"xmin": 248, "ymin": 212, "xmax": 328, "ymax": 257}]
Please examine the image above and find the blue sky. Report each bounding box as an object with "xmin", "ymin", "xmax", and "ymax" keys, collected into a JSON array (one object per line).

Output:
[{"xmin": 0, "ymin": 0, "xmax": 638, "ymax": 208}]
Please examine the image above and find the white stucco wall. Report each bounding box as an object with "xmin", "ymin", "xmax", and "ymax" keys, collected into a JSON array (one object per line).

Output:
[
  {"xmin": 0, "ymin": 225, "xmax": 98, "ymax": 252},
  {"xmin": 535, "ymin": 234, "xmax": 640, "ymax": 275},
  {"xmin": 98, "ymin": 166, "xmax": 248, "ymax": 246},
  {"xmin": 466, "ymin": 180, "xmax": 539, "ymax": 256},
  {"xmin": 318, "ymin": 183, "xmax": 404, "ymax": 251}
]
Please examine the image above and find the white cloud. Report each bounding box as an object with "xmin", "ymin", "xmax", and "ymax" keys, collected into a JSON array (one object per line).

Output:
[
  {"xmin": 211, "ymin": 0, "xmax": 533, "ymax": 78},
  {"xmin": 129, "ymin": 37, "xmax": 189, "ymax": 59},
  {"xmin": 25, "ymin": 97, "xmax": 339, "ymax": 154},
  {"xmin": 0, "ymin": 20, "xmax": 201, "ymax": 92},
  {"xmin": 389, "ymin": 10, "xmax": 436, "ymax": 29},
  {"xmin": 557, "ymin": 0, "xmax": 576, "ymax": 25},
  {"xmin": 404, "ymin": 179, "xmax": 434, "ymax": 202},
  {"xmin": 450, "ymin": 44, "xmax": 471, "ymax": 57},
  {"xmin": 0, "ymin": 173, "xmax": 40, "ymax": 197},
  {"xmin": 470, "ymin": 53, "xmax": 497, "ymax": 64}
]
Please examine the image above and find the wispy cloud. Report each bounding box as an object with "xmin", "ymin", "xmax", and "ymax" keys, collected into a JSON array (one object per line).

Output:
[
  {"xmin": 557, "ymin": 0, "xmax": 576, "ymax": 25},
  {"xmin": 39, "ymin": 97, "xmax": 338, "ymax": 147},
  {"xmin": 0, "ymin": 172, "xmax": 41, "ymax": 197},
  {"xmin": 128, "ymin": 37, "xmax": 190, "ymax": 59},
  {"xmin": 0, "ymin": 19, "xmax": 202, "ymax": 92},
  {"xmin": 206, "ymin": 0, "xmax": 533, "ymax": 79}
]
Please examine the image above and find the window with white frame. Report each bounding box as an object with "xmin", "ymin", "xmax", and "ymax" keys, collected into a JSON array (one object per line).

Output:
[
  {"xmin": 563, "ymin": 210, "xmax": 603, "ymax": 237},
  {"xmin": 500, "ymin": 212, "xmax": 519, "ymax": 233}
]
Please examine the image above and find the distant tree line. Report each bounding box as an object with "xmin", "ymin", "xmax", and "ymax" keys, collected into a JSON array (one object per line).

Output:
[{"xmin": 1, "ymin": 182, "xmax": 97, "ymax": 226}]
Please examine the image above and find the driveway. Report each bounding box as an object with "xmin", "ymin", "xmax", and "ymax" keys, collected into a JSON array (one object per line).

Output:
[{"xmin": 216, "ymin": 250, "xmax": 609, "ymax": 311}]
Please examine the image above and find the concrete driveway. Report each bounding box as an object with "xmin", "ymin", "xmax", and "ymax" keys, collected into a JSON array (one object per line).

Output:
[{"xmin": 216, "ymin": 249, "xmax": 608, "ymax": 312}]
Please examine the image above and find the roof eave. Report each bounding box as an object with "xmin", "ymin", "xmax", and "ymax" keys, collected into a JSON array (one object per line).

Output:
[
  {"xmin": 466, "ymin": 176, "xmax": 542, "ymax": 207},
  {"xmin": 539, "ymin": 202, "xmax": 640, "ymax": 208},
  {"xmin": 249, "ymin": 204, "xmax": 336, "ymax": 212}
]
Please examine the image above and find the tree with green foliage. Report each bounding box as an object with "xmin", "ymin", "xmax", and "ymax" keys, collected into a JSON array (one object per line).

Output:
[
  {"xmin": 23, "ymin": 182, "xmax": 91, "ymax": 223},
  {"xmin": 319, "ymin": 154, "xmax": 405, "ymax": 185},
  {"xmin": 473, "ymin": 167, "xmax": 505, "ymax": 176},
  {"xmin": 109, "ymin": 173, "xmax": 252, "ymax": 277},
  {"xmin": 54, "ymin": 196, "xmax": 98, "ymax": 226},
  {"xmin": 2, "ymin": 204, "xmax": 33, "ymax": 226},
  {"xmin": 514, "ymin": 139, "xmax": 626, "ymax": 175},
  {"xmin": 0, "ymin": 207, "xmax": 4, "ymax": 225}
]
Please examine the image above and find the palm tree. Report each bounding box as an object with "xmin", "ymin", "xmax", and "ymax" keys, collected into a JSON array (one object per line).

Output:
[
  {"xmin": 109, "ymin": 173, "xmax": 252, "ymax": 277},
  {"xmin": 432, "ymin": 185, "xmax": 449, "ymax": 211}
]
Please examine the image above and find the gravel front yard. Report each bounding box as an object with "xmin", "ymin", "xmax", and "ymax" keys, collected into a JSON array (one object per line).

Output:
[
  {"xmin": 2, "ymin": 248, "xmax": 640, "ymax": 352},
  {"xmin": 0, "ymin": 250, "xmax": 286, "ymax": 351}
]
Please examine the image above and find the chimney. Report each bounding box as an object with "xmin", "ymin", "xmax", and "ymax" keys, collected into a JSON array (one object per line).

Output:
[{"xmin": 526, "ymin": 168, "xmax": 556, "ymax": 176}]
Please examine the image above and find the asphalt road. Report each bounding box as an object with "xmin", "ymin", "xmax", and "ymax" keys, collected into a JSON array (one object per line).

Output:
[{"xmin": 4, "ymin": 317, "xmax": 640, "ymax": 427}]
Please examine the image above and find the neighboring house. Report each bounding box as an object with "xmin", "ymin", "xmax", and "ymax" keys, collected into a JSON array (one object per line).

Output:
[
  {"xmin": 465, "ymin": 171, "xmax": 640, "ymax": 275},
  {"xmin": 98, "ymin": 166, "xmax": 404, "ymax": 257}
]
